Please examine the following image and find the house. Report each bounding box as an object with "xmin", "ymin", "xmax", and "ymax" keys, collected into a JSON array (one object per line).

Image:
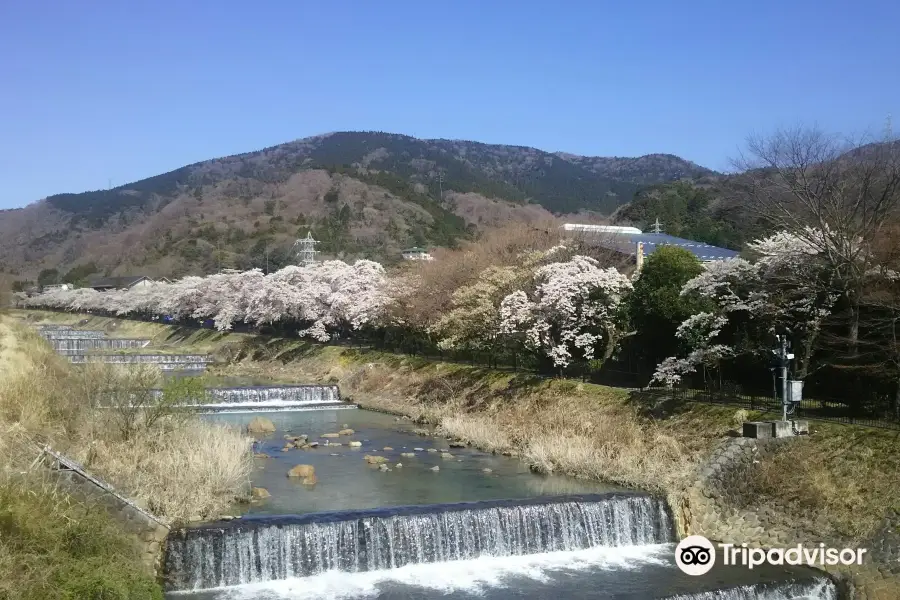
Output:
[
  {"xmin": 41, "ymin": 283, "xmax": 74, "ymax": 293},
  {"xmin": 401, "ymin": 247, "xmax": 434, "ymax": 261},
  {"xmin": 88, "ymin": 276, "xmax": 156, "ymax": 292},
  {"xmin": 560, "ymin": 225, "xmax": 739, "ymax": 268}
]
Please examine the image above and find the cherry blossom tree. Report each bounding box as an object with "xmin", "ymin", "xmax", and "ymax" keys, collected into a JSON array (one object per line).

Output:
[
  {"xmin": 651, "ymin": 229, "xmax": 842, "ymax": 386},
  {"xmin": 26, "ymin": 259, "xmax": 389, "ymax": 340},
  {"xmin": 499, "ymin": 255, "xmax": 632, "ymax": 371},
  {"xmin": 429, "ymin": 245, "xmax": 571, "ymax": 358}
]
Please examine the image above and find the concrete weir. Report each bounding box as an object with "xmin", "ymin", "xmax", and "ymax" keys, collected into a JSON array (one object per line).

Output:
[
  {"xmin": 51, "ymin": 338, "xmax": 151, "ymax": 352},
  {"xmin": 39, "ymin": 329, "xmax": 107, "ymax": 340},
  {"xmin": 67, "ymin": 353, "xmax": 211, "ymax": 372},
  {"xmin": 148, "ymin": 384, "xmax": 354, "ymax": 411}
]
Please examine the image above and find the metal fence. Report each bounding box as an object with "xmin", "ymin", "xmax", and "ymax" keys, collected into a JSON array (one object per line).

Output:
[
  {"xmin": 642, "ymin": 381, "xmax": 900, "ymax": 430},
  {"xmin": 27, "ymin": 309, "xmax": 900, "ymax": 430}
]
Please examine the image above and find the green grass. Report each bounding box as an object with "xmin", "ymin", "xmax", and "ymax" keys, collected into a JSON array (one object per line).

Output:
[{"xmin": 0, "ymin": 475, "xmax": 162, "ymax": 600}]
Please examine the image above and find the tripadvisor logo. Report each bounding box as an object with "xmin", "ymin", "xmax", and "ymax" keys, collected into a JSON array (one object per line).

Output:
[
  {"xmin": 675, "ymin": 536, "xmax": 867, "ymax": 576},
  {"xmin": 676, "ymin": 536, "xmax": 716, "ymax": 575}
]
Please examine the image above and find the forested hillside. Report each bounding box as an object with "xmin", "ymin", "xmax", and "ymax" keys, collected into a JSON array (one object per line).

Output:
[{"xmin": 0, "ymin": 132, "xmax": 714, "ymax": 283}]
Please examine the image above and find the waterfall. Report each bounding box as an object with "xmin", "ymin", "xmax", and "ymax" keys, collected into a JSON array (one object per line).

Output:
[
  {"xmin": 39, "ymin": 330, "xmax": 107, "ymax": 339},
  {"xmin": 49, "ymin": 338, "xmax": 150, "ymax": 352},
  {"xmin": 164, "ymin": 493, "xmax": 674, "ymax": 591},
  {"xmin": 67, "ymin": 353, "xmax": 209, "ymax": 364},
  {"xmin": 205, "ymin": 385, "xmax": 341, "ymax": 404},
  {"xmin": 663, "ymin": 578, "xmax": 837, "ymax": 599},
  {"xmin": 67, "ymin": 354, "xmax": 210, "ymax": 372}
]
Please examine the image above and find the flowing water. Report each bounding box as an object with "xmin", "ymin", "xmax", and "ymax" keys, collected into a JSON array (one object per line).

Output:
[
  {"xmin": 67, "ymin": 353, "xmax": 211, "ymax": 371},
  {"xmin": 162, "ymin": 410, "xmax": 838, "ymax": 599},
  {"xmin": 50, "ymin": 338, "xmax": 151, "ymax": 352},
  {"xmin": 39, "ymin": 329, "xmax": 107, "ymax": 339},
  {"xmin": 207, "ymin": 409, "xmax": 620, "ymax": 515},
  {"xmin": 146, "ymin": 385, "xmax": 349, "ymax": 411},
  {"xmin": 165, "ymin": 494, "xmax": 672, "ymax": 590}
]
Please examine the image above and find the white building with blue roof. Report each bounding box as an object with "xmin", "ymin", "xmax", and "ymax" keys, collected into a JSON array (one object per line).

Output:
[{"xmin": 559, "ymin": 223, "xmax": 739, "ymax": 269}]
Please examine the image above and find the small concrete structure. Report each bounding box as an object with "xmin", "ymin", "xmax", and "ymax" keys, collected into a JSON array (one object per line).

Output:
[
  {"xmin": 742, "ymin": 421, "xmax": 774, "ymax": 438},
  {"xmin": 772, "ymin": 420, "xmax": 793, "ymax": 438},
  {"xmin": 792, "ymin": 420, "xmax": 810, "ymax": 435},
  {"xmin": 742, "ymin": 420, "xmax": 805, "ymax": 439}
]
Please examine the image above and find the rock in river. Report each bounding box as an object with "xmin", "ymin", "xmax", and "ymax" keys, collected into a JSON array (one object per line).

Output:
[
  {"xmin": 247, "ymin": 417, "xmax": 276, "ymax": 434},
  {"xmin": 287, "ymin": 464, "xmax": 315, "ymax": 478},
  {"xmin": 251, "ymin": 487, "xmax": 271, "ymax": 499}
]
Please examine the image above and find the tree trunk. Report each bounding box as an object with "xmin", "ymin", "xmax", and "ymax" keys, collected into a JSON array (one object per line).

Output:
[
  {"xmin": 848, "ymin": 290, "xmax": 860, "ymax": 357},
  {"xmin": 601, "ymin": 327, "xmax": 617, "ymax": 362},
  {"xmin": 894, "ymin": 373, "xmax": 900, "ymax": 423}
]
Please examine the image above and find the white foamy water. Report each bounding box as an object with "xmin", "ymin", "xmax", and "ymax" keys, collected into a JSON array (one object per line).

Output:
[
  {"xmin": 197, "ymin": 404, "xmax": 357, "ymax": 414},
  {"xmin": 173, "ymin": 545, "xmax": 671, "ymax": 600}
]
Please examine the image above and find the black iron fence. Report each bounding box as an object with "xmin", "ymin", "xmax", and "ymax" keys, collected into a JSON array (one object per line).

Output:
[
  {"xmin": 641, "ymin": 380, "xmax": 900, "ymax": 430},
  {"xmin": 23, "ymin": 308, "xmax": 900, "ymax": 430}
]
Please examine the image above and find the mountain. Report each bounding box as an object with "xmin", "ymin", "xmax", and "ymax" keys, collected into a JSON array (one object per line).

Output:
[{"xmin": 0, "ymin": 131, "xmax": 715, "ymax": 283}]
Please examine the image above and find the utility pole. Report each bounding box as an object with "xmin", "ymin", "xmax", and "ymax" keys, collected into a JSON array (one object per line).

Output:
[
  {"xmin": 438, "ymin": 172, "xmax": 444, "ymax": 203},
  {"xmin": 773, "ymin": 335, "xmax": 796, "ymax": 421},
  {"xmin": 265, "ymin": 243, "xmax": 269, "ymax": 275}
]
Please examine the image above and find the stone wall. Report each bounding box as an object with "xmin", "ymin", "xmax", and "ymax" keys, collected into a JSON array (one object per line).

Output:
[
  {"xmin": 50, "ymin": 468, "xmax": 169, "ymax": 574},
  {"xmin": 680, "ymin": 436, "xmax": 899, "ymax": 600}
]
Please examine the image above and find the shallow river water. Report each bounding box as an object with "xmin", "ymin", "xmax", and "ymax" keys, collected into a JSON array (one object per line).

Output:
[
  {"xmin": 206, "ymin": 409, "xmax": 619, "ymax": 515},
  {"xmin": 163, "ymin": 408, "xmax": 836, "ymax": 600}
]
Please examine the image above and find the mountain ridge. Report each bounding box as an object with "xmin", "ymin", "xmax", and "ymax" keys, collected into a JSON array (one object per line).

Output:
[{"xmin": 0, "ymin": 131, "xmax": 717, "ymax": 283}]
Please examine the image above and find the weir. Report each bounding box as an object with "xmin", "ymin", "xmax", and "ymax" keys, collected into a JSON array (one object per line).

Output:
[
  {"xmin": 67, "ymin": 353, "xmax": 210, "ymax": 364},
  {"xmin": 147, "ymin": 384, "xmax": 347, "ymax": 409},
  {"xmin": 39, "ymin": 330, "xmax": 107, "ymax": 339},
  {"xmin": 205, "ymin": 385, "xmax": 341, "ymax": 404},
  {"xmin": 663, "ymin": 579, "xmax": 837, "ymax": 599},
  {"xmin": 67, "ymin": 354, "xmax": 210, "ymax": 372},
  {"xmin": 164, "ymin": 493, "xmax": 674, "ymax": 591},
  {"xmin": 50, "ymin": 338, "xmax": 151, "ymax": 352}
]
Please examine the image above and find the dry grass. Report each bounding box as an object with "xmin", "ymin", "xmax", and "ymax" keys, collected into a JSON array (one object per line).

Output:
[
  {"xmin": 730, "ymin": 423, "xmax": 900, "ymax": 541},
  {"xmin": 0, "ymin": 316, "xmax": 253, "ymax": 523},
  {"xmin": 342, "ymin": 363, "xmax": 698, "ymax": 493},
  {"xmin": 78, "ymin": 420, "xmax": 252, "ymax": 521},
  {"xmin": 438, "ymin": 414, "xmax": 512, "ymax": 453}
]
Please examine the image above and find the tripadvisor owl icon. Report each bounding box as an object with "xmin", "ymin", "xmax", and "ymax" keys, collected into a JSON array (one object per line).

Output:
[{"xmin": 676, "ymin": 535, "xmax": 716, "ymax": 576}]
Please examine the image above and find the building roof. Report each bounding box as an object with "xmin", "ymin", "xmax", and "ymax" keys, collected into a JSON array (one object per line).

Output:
[
  {"xmin": 586, "ymin": 232, "xmax": 739, "ymax": 262},
  {"xmin": 561, "ymin": 224, "xmax": 643, "ymax": 235},
  {"xmin": 88, "ymin": 276, "xmax": 152, "ymax": 289},
  {"xmin": 402, "ymin": 247, "xmax": 429, "ymax": 253}
]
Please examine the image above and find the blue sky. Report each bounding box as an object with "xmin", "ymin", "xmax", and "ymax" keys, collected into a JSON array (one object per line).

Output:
[{"xmin": 1, "ymin": 0, "xmax": 898, "ymax": 209}]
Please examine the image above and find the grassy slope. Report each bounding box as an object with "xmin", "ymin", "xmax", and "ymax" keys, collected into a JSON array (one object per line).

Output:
[
  {"xmin": 0, "ymin": 316, "xmax": 162, "ymax": 599},
  {"xmin": 16, "ymin": 310, "xmax": 900, "ymax": 544},
  {"xmin": 2, "ymin": 311, "xmax": 253, "ymax": 522}
]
